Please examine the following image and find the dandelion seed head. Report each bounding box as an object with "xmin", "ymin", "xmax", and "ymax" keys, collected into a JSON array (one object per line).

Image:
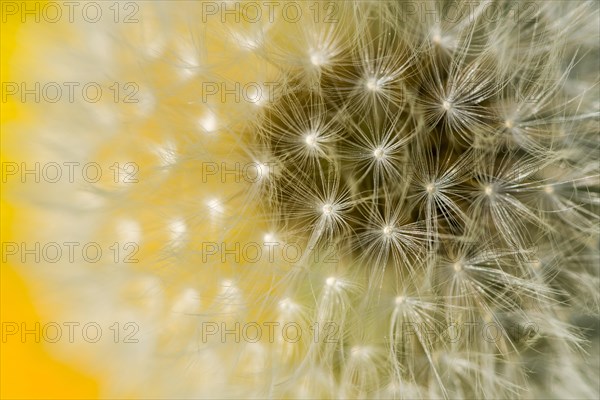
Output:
[
  {"xmin": 254, "ymin": 162, "xmax": 270, "ymax": 180},
  {"xmin": 350, "ymin": 346, "xmax": 370, "ymax": 359},
  {"xmin": 366, "ymin": 76, "xmax": 380, "ymax": 91},
  {"xmin": 304, "ymin": 132, "xmax": 318, "ymax": 147},
  {"xmin": 169, "ymin": 218, "xmax": 187, "ymax": 244},
  {"xmin": 373, "ymin": 147, "xmax": 386, "ymax": 160},
  {"xmin": 325, "ymin": 276, "xmax": 337, "ymax": 287},
  {"xmin": 217, "ymin": 280, "xmax": 243, "ymax": 313},
  {"xmin": 171, "ymin": 288, "xmax": 200, "ymax": 314},
  {"xmin": 199, "ymin": 112, "xmax": 217, "ymax": 133},
  {"xmin": 220, "ymin": 279, "xmax": 235, "ymax": 292},
  {"xmin": 309, "ymin": 49, "xmax": 327, "ymax": 67},
  {"xmin": 453, "ymin": 261, "xmax": 463, "ymax": 272},
  {"xmin": 135, "ymin": 90, "xmax": 156, "ymax": 117},
  {"xmin": 382, "ymin": 225, "xmax": 394, "ymax": 237},
  {"xmin": 322, "ymin": 203, "xmax": 333, "ymax": 216},
  {"xmin": 245, "ymin": 85, "xmax": 262, "ymax": 106},
  {"xmin": 278, "ymin": 297, "xmax": 298, "ymax": 313},
  {"xmin": 232, "ymin": 32, "xmax": 261, "ymax": 50},
  {"xmin": 28, "ymin": 2, "xmax": 600, "ymax": 398},
  {"xmin": 116, "ymin": 218, "xmax": 142, "ymax": 244},
  {"xmin": 206, "ymin": 198, "xmax": 223, "ymax": 214},
  {"xmin": 155, "ymin": 141, "xmax": 177, "ymax": 167}
]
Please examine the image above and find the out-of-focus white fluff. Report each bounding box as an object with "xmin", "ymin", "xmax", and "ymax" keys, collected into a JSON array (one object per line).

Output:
[{"xmin": 7, "ymin": 1, "xmax": 599, "ymax": 398}]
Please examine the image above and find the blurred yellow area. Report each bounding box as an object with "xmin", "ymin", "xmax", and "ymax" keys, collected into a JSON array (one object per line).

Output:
[
  {"xmin": 0, "ymin": 1, "xmax": 291, "ymax": 397},
  {"xmin": 1, "ymin": 3, "xmax": 99, "ymax": 398}
]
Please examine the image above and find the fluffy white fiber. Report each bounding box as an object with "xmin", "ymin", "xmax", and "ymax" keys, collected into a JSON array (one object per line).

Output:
[{"xmin": 6, "ymin": 0, "xmax": 599, "ymax": 398}]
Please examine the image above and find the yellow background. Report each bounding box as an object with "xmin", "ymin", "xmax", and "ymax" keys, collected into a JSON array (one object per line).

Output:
[{"xmin": 1, "ymin": 2, "xmax": 99, "ymax": 397}]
